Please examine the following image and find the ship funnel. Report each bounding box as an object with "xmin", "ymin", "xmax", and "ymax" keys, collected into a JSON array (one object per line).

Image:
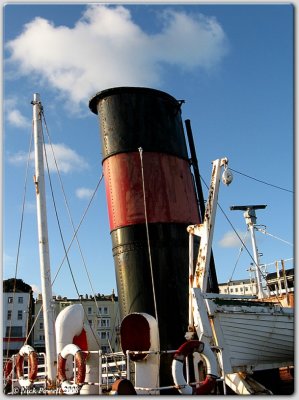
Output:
[{"xmin": 89, "ymin": 87, "xmax": 200, "ymax": 392}]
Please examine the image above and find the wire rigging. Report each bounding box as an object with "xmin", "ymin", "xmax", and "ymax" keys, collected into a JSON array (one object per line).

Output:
[
  {"xmin": 139, "ymin": 147, "xmax": 159, "ymax": 325},
  {"xmin": 41, "ymin": 116, "xmax": 102, "ymax": 347},
  {"xmin": 41, "ymin": 110, "xmax": 103, "ymax": 312},
  {"xmin": 228, "ymin": 230, "xmax": 249, "ymax": 282},
  {"xmin": 6, "ymin": 128, "xmax": 34, "ymax": 358},
  {"xmin": 230, "ymin": 167, "xmax": 293, "ymax": 193},
  {"xmin": 255, "ymin": 227, "xmax": 293, "ymax": 246}
]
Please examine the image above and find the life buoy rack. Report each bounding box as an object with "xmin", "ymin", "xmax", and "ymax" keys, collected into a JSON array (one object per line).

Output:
[
  {"xmin": 171, "ymin": 340, "xmax": 218, "ymax": 395},
  {"xmin": 15, "ymin": 345, "xmax": 38, "ymax": 388},
  {"xmin": 58, "ymin": 344, "xmax": 86, "ymax": 395}
]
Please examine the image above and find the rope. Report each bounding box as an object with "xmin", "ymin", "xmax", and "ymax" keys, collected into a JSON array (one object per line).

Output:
[
  {"xmin": 228, "ymin": 230, "xmax": 249, "ymax": 282},
  {"xmin": 200, "ymin": 175, "xmax": 285, "ymax": 305},
  {"xmin": 230, "ymin": 168, "xmax": 293, "ymax": 193},
  {"xmin": 138, "ymin": 148, "xmax": 159, "ymax": 324},
  {"xmin": 40, "ymin": 118, "xmax": 101, "ymax": 348},
  {"xmin": 5, "ymin": 128, "xmax": 34, "ymax": 358},
  {"xmin": 41, "ymin": 111, "xmax": 102, "ymax": 311},
  {"xmin": 255, "ymin": 227, "xmax": 293, "ymax": 246},
  {"xmin": 51, "ymin": 174, "xmax": 103, "ymax": 286}
]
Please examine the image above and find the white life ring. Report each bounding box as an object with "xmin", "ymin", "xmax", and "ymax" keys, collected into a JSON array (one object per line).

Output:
[
  {"xmin": 172, "ymin": 340, "xmax": 218, "ymax": 395},
  {"xmin": 58, "ymin": 343, "xmax": 86, "ymax": 395},
  {"xmin": 16, "ymin": 345, "xmax": 38, "ymax": 388}
]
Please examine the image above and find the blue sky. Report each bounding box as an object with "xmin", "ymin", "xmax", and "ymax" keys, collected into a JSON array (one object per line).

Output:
[{"xmin": 2, "ymin": 3, "xmax": 294, "ymax": 299}]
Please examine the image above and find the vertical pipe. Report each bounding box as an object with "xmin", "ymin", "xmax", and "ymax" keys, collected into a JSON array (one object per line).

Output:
[
  {"xmin": 32, "ymin": 93, "xmax": 56, "ymax": 385},
  {"xmin": 248, "ymin": 224, "xmax": 264, "ymax": 299}
]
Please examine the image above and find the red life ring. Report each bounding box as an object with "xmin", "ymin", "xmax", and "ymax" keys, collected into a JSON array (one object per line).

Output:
[
  {"xmin": 58, "ymin": 344, "xmax": 86, "ymax": 395},
  {"xmin": 172, "ymin": 340, "xmax": 218, "ymax": 395},
  {"xmin": 15, "ymin": 345, "xmax": 38, "ymax": 388},
  {"xmin": 4, "ymin": 359, "xmax": 13, "ymax": 385}
]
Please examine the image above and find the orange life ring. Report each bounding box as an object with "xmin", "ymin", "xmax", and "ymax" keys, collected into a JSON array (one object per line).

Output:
[
  {"xmin": 16, "ymin": 345, "xmax": 38, "ymax": 388},
  {"xmin": 58, "ymin": 344, "xmax": 86, "ymax": 394},
  {"xmin": 110, "ymin": 378, "xmax": 137, "ymax": 395},
  {"xmin": 4, "ymin": 359, "xmax": 13, "ymax": 385},
  {"xmin": 172, "ymin": 340, "xmax": 218, "ymax": 395}
]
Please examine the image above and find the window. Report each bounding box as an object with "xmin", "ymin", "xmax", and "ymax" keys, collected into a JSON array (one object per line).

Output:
[
  {"xmin": 8, "ymin": 297, "xmax": 13, "ymax": 303},
  {"xmin": 98, "ymin": 306, "xmax": 109, "ymax": 315},
  {"xmin": 230, "ymin": 288, "xmax": 233, "ymax": 293},
  {"xmin": 18, "ymin": 297, "xmax": 23, "ymax": 304},
  {"xmin": 235, "ymin": 288, "xmax": 238, "ymax": 292},
  {"xmin": 39, "ymin": 335, "xmax": 45, "ymax": 341},
  {"xmin": 240, "ymin": 287, "xmax": 243, "ymax": 292},
  {"xmin": 224, "ymin": 289, "xmax": 227, "ymax": 293},
  {"xmin": 6, "ymin": 326, "xmax": 22, "ymax": 337},
  {"xmin": 17, "ymin": 310, "xmax": 23, "ymax": 320},
  {"xmin": 88, "ymin": 320, "xmax": 92, "ymax": 326},
  {"xmin": 88, "ymin": 307, "xmax": 92, "ymax": 315},
  {"xmin": 245, "ymin": 287, "xmax": 249, "ymax": 292},
  {"xmin": 7, "ymin": 310, "xmax": 12, "ymax": 320},
  {"xmin": 39, "ymin": 322, "xmax": 44, "ymax": 329},
  {"xmin": 101, "ymin": 345, "xmax": 110, "ymax": 353},
  {"xmin": 100, "ymin": 319, "xmax": 110, "ymax": 328},
  {"xmin": 99, "ymin": 331, "xmax": 110, "ymax": 340}
]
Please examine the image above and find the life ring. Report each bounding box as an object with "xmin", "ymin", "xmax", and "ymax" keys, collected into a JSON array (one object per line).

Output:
[
  {"xmin": 4, "ymin": 359, "xmax": 13, "ymax": 385},
  {"xmin": 58, "ymin": 343, "xmax": 86, "ymax": 395},
  {"xmin": 172, "ymin": 340, "xmax": 218, "ymax": 395},
  {"xmin": 15, "ymin": 345, "xmax": 38, "ymax": 388},
  {"xmin": 110, "ymin": 378, "xmax": 137, "ymax": 395}
]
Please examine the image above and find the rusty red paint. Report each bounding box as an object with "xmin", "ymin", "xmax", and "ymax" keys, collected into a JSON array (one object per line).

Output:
[{"xmin": 103, "ymin": 152, "xmax": 200, "ymax": 230}]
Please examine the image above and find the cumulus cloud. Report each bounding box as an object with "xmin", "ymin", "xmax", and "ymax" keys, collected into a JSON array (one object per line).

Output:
[
  {"xmin": 218, "ymin": 230, "xmax": 248, "ymax": 248},
  {"xmin": 76, "ymin": 187, "xmax": 94, "ymax": 200},
  {"xmin": 8, "ymin": 143, "xmax": 89, "ymax": 174},
  {"xmin": 5, "ymin": 97, "xmax": 31, "ymax": 129},
  {"xmin": 7, "ymin": 109, "xmax": 31, "ymax": 129},
  {"xmin": 6, "ymin": 5, "xmax": 229, "ymax": 109}
]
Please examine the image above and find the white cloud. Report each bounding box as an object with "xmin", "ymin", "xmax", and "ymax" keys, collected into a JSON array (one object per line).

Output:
[
  {"xmin": 8, "ymin": 143, "xmax": 89, "ymax": 174},
  {"xmin": 5, "ymin": 97, "xmax": 31, "ymax": 129},
  {"xmin": 6, "ymin": 5, "xmax": 229, "ymax": 110},
  {"xmin": 218, "ymin": 230, "xmax": 248, "ymax": 248},
  {"xmin": 76, "ymin": 187, "xmax": 94, "ymax": 200},
  {"xmin": 7, "ymin": 109, "xmax": 31, "ymax": 129}
]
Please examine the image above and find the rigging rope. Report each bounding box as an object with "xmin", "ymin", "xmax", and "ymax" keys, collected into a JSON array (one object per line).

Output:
[
  {"xmin": 230, "ymin": 168, "xmax": 293, "ymax": 193},
  {"xmin": 41, "ymin": 111, "xmax": 103, "ymax": 312},
  {"xmin": 200, "ymin": 175, "xmax": 284, "ymax": 305},
  {"xmin": 5, "ymin": 128, "xmax": 34, "ymax": 358},
  {"xmin": 40, "ymin": 120, "xmax": 102, "ymax": 347},
  {"xmin": 228, "ymin": 230, "xmax": 249, "ymax": 282},
  {"xmin": 255, "ymin": 227, "xmax": 293, "ymax": 246},
  {"xmin": 138, "ymin": 148, "xmax": 159, "ymax": 325}
]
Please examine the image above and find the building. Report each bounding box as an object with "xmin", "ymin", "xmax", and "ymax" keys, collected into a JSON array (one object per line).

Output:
[
  {"xmin": 218, "ymin": 278, "xmax": 258, "ymax": 296},
  {"xmin": 3, "ymin": 279, "xmax": 34, "ymax": 356},
  {"xmin": 33, "ymin": 291, "xmax": 120, "ymax": 354}
]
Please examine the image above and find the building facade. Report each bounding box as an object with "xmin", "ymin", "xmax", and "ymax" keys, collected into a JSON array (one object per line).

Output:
[
  {"xmin": 3, "ymin": 279, "xmax": 34, "ymax": 356},
  {"xmin": 218, "ymin": 278, "xmax": 258, "ymax": 296},
  {"xmin": 33, "ymin": 292, "xmax": 120, "ymax": 354}
]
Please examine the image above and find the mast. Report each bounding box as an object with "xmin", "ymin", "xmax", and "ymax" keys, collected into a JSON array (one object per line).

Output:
[
  {"xmin": 230, "ymin": 205, "xmax": 267, "ymax": 299},
  {"xmin": 32, "ymin": 93, "xmax": 57, "ymax": 385}
]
